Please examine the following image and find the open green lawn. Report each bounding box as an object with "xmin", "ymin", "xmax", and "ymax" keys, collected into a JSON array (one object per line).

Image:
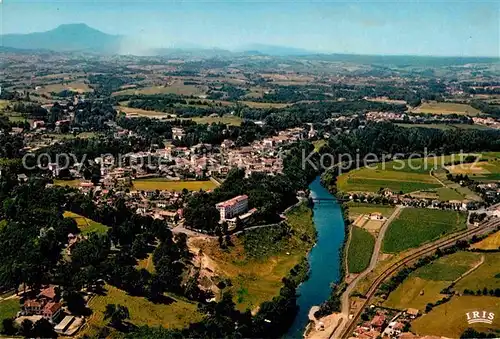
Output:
[
  {"xmin": 411, "ymin": 296, "xmax": 500, "ymax": 338},
  {"xmin": 348, "ymin": 226, "xmax": 375, "ymax": 273},
  {"xmin": 0, "ymin": 299, "xmax": 21, "ymax": 332},
  {"xmin": 382, "ymin": 208, "xmax": 466, "ymax": 253},
  {"xmin": 132, "ymin": 179, "xmax": 217, "ymax": 191},
  {"xmin": 453, "ymin": 252, "xmax": 500, "ymax": 292},
  {"xmin": 83, "ymin": 284, "xmax": 202, "ymax": 337},
  {"xmin": 411, "ymin": 101, "xmax": 481, "ymax": 116},
  {"xmin": 63, "ymin": 211, "xmax": 109, "ymax": 235}
]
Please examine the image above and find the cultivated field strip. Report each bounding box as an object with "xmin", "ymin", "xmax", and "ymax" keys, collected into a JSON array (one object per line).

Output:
[{"xmin": 338, "ymin": 218, "xmax": 500, "ymax": 339}]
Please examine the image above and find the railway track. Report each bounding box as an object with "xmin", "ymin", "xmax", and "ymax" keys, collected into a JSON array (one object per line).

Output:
[{"xmin": 338, "ymin": 218, "xmax": 500, "ymax": 339}]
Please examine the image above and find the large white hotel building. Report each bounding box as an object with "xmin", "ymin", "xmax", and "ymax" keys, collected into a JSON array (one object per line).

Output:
[{"xmin": 216, "ymin": 195, "xmax": 249, "ymax": 221}]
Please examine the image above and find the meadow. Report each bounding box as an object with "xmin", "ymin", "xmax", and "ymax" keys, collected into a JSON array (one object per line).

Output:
[
  {"xmin": 347, "ymin": 226, "xmax": 375, "ymax": 273},
  {"xmin": 186, "ymin": 115, "xmax": 242, "ymax": 126},
  {"xmin": 113, "ymin": 82, "xmax": 207, "ymax": 97},
  {"xmin": 132, "ymin": 179, "xmax": 217, "ymax": 192},
  {"xmin": 383, "ymin": 277, "xmax": 450, "ymax": 310},
  {"xmin": 435, "ymin": 187, "xmax": 465, "ymax": 201},
  {"xmin": 83, "ymin": 284, "xmax": 202, "ymax": 337},
  {"xmin": 383, "ymin": 251, "xmax": 481, "ymax": 310},
  {"xmin": 472, "ymin": 231, "xmax": 500, "ymax": 250},
  {"xmin": 63, "ymin": 211, "xmax": 109, "ymax": 235},
  {"xmin": 118, "ymin": 105, "xmax": 169, "ymax": 118},
  {"xmin": 40, "ymin": 81, "xmax": 92, "ymax": 95},
  {"xmin": 413, "ymin": 251, "xmax": 481, "ymax": 281},
  {"xmin": 337, "ymin": 166, "xmax": 442, "ymax": 193},
  {"xmin": 453, "ymin": 252, "xmax": 500, "ymax": 292},
  {"xmin": 346, "ymin": 202, "xmax": 395, "ymax": 219},
  {"xmin": 0, "ymin": 299, "xmax": 21, "ymax": 333},
  {"xmin": 411, "ymin": 296, "xmax": 500, "ymax": 338},
  {"xmin": 396, "ymin": 123, "xmax": 494, "ymax": 131},
  {"xmin": 447, "ymin": 159, "xmax": 500, "ymax": 182},
  {"xmin": 192, "ymin": 203, "xmax": 315, "ymax": 311},
  {"xmin": 382, "ymin": 208, "xmax": 466, "ymax": 253},
  {"xmin": 53, "ymin": 179, "xmax": 82, "ymax": 187},
  {"xmin": 411, "ymin": 101, "xmax": 481, "ymax": 116}
]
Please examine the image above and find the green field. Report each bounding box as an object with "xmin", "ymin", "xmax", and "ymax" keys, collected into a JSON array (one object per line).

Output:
[
  {"xmin": 113, "ymin": 82, "xmax": 206, "ymax": 97},
  {"xmin": 414, "ymin": 251, "xmax": 481, "ymax": 281},
  {"xmin": 337, "ymin": 166, "xmax": 441, "ymax": 193},
  {"xmin": 384, "ymin": 251, "xmax": 480, "ymax": 310},
  {"xmin": 411, "ymin": 101, "xmax": 481, "ymax": 116},
  {"xmin": 347, "ymin": 226, "xmax": 375, "ymax": 273},
  {"xmin": 188, "ymin": 115, "xmax": 242, "ymax": 126},
  {"xmin": 83, "ymin": 284, "xmax": 202, "ymax": 337},
  {"xmin": 53, "ymin": 179, "xmax": 83, "ymax": 187},
  {"xmin": 384, "ymin": 276, "xmax": 450, "ymax": 310},
  {"xmin": 396, "ymin": 123, "xmax": 456, "ymax": 131},
  {"xmin": 397, "ymin": 123, "xmax": 494, "ymax": 131},
  {"xmin": 453, "ymin": 252, "xmax": 500, "ymax": 292},
  {"xmin": 382, "ymin": 208, "xmax": 466, "ymax": 253},
  {"xmin": 346, "ymin": 202, "xmax": 395, "ymax": 218},
  {"xmin": 63, "ymin": 211, "xmax": 109, "ymax": 235},
  {"xmin": 411, "ymin": 296, "xmax": 500, "ymax": 338},
  {"xmin": 472, "ymin": 231, "xmax": 500, "ymax": 250},
  {"xmin": 447, "ymin": 159, "xmax": 500, "ymax": 182},
  {"xmin": 132, "ymin": 179, "xmax": 217, "ymax": 191},
  {"xmin": 436, "ymin": 187, "xmax": 465, "ymax": 201},
  {"xmin": 312, "ymin": 139, "xmax": 327, "ymax": 152},
  {"xmin": 0, "ymin": 298, "xmax": 20, "ymax": 332}
]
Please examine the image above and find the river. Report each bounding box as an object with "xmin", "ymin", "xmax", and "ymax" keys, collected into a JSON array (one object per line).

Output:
[{"xmin": 286, "ymin": 176, "xmax": 346, "ymax": 338}]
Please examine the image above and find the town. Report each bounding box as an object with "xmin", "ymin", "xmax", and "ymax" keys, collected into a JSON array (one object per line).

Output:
[{"xmin": 0, "ymin": 5, "xmax": 499, "ymax": 339}]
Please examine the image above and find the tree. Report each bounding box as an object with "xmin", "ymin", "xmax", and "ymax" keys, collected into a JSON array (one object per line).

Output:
[
  {"xmin": 1, "ymin": 318, "xmax": 16, "ymax": 335},
  {"xmin": 32, "ymin": 318, "xmax": 57, "ymax": 338},
  {"xmin": 19, "ymin": 319, "xmax": 33, "ymax": 337},
  {"xmin": 104, "ymin": 304, "xmax": 130, "ymax": 328}
]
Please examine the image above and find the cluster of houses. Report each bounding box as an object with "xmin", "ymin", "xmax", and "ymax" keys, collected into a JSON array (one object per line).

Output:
[
  {"xmin": 344, "ymin": 190, "xmax": 481, "ymax": 212},
  {"xmin": 472, "ymin": 116, "xmax": 500, "ymax": 129},
  {"xmin": 351, "ymin": 307, "xmax": 419, "ymax": 339},
  {"xmin": 17, "ymin": 285, "xmax": 85, "ymax": 336},
  {"xmin": 365, "ymin": 111, "xmax": 470, "ymax": 125}
]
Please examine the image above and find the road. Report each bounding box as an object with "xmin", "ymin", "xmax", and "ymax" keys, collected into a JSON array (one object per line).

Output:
[
  {"xmin": 332, "ymin": 217, "xmax": 500, "ymax": 339},
  {"xmin": 328, "ymin": 206, "xmax": 402, "ymax": 339}
]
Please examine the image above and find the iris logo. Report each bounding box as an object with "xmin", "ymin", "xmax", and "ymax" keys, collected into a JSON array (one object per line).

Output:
[{"xmin": 466, "ymin": 311, "xmax": 495, "ymax": 325}]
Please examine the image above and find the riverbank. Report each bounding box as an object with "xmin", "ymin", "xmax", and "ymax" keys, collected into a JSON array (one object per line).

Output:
[{"xmin": 287, "ymin": 176, "xmax": 346, "ymax": 338}]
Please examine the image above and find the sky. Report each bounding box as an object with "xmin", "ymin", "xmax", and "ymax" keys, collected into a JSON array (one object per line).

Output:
[{"xmin": 1, "ymin": 0, "xmax": 499, "ymax": 57}]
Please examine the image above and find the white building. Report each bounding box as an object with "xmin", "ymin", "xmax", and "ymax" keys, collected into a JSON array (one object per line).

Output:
[
  {"xmin": 172, "ymin": 127, "xmax": 185, "ymax": 140},
  {"xmin": 216, "ymin": 195, "xmax": 249, "ymax": 221}
]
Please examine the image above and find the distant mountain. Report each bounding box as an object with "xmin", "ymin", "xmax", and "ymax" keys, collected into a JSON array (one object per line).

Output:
[
  {"xmin": 236, "ymin": 44, "xmax": 314, "ymax": 56},
  {"xmin": 0, "ymin": 23, "xmax": 122, "ymax": 53}
]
